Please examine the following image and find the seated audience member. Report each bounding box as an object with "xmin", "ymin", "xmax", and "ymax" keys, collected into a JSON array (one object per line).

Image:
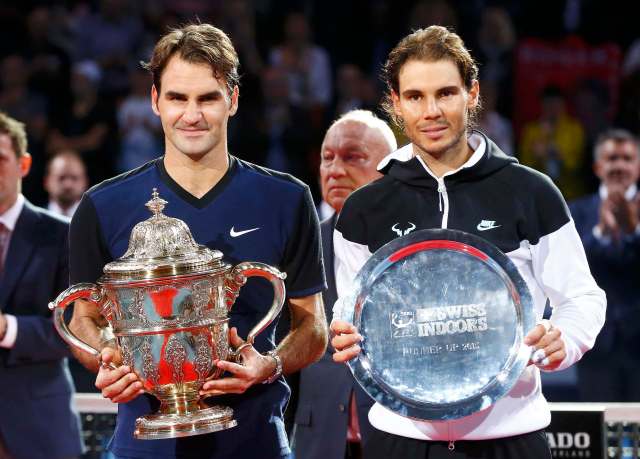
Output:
[
  {"xmin": 520, "ymin": 86, "xmax": 586, "ymax": 200},
  {"xmin": 44, "ymin": 149, "xmax": 88, "ymax": 217}
]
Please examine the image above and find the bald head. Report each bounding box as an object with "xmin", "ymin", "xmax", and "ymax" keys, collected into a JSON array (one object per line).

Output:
[{"xmin": 320, "ymin": 110, "xmax": 396, "ymax": 213}]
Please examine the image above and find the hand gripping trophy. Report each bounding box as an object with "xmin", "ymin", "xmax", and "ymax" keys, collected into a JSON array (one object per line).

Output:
[{"xmin": 49, "ymin": 190, "xmax": 286, "ymax": 439}]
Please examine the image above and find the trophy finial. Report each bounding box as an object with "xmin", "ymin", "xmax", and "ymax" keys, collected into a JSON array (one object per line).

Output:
[{"xmin": 146, "ymin": 188, "xmax": 168, "ymax": 217}]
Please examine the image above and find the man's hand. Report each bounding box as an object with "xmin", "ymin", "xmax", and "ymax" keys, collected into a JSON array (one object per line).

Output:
[
  {"xmin": 329, "ymin": 320, "xmax": 362, "ymax": 363},
  {"xmin": 95, "ymin": 347, "xmax": 144, "ymax": 404},
  {"xmin": 610, "ymin": 189, "xmax": 639, "ymax": 234},
  {"xmin": 598, "ymin": 194, "xmax": 620, "ymax": 239},
  {"xmin": 598, "ymin": 186, "xmax": 639, "ymax": 240},
  {"xmin": 524, "ymin": 320, "xmax": 566, "ymax": 371},
  {"xmin": 199, "ymin": 327, "xmax": 276, "ymax": 397}
]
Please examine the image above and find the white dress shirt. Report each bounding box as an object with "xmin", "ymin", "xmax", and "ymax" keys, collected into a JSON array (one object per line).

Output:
[{"xmin": 48, "ymin": 200, "xmax": 80, "ymax": 218}]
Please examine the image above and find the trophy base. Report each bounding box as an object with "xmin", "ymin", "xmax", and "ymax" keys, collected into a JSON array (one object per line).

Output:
[{"xmin": 134, "ymin": 405, "xmax": 237, "ymax": 439}]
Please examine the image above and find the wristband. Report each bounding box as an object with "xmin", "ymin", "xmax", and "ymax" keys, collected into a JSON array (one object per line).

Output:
[{"xmin": 262, "ymin": 350, "xmax": 282, "ymax": 384}]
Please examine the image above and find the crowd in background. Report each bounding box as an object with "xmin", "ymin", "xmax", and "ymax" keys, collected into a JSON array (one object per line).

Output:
[
  {"xmin": 2, "ymin": 0, "xmax": 640, "ymax": 204},
  {"xmin": 1, "ymin": 0, "xmax": 640, "ymax": 402}
]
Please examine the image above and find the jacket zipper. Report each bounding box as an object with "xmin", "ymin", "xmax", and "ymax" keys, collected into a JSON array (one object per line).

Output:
[
  {"xmin": 437, "ymin": 178, "xmax": 449, "ymax": 229},
  {"xmin": 415, "ymin": 156, "xmax": 451, "ymax": 229}
]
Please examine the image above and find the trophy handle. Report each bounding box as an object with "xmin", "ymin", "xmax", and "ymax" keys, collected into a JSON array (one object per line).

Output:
[
  {"xmin": 224, "ymin": 262, "xmax": 287, "ymax": 348},
  {"xmin": 48, "ymin": 283, "xmax": 108, "ymax": 359}
]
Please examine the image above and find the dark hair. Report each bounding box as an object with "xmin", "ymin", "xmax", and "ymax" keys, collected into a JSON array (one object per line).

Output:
[
  {"xmin": 382, "ymin": 25, "xmax": 480, "ymax": 127},
  {"xmin": 0, "ymin": 111, "xmax": 27, "ymax": 158},
  {"xmin": 142, "ymin": 23, "xmax": 240, "ymax": 97},
  {"xmin": 594, "ymin": 128, "xmax": 640, "ymax": 160}
]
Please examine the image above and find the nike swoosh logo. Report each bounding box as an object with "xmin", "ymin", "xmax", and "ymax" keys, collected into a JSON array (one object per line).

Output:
[
  {"xmin": 477, "ymin": 223, "xmax": 501, "ymax": 231},
  {"xmin": 230, "ymin": 226, "xmax": 261, "ymax": 237}
]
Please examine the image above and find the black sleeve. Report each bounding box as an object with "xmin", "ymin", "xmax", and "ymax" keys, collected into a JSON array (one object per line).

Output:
[
  {"xmin": 533, "ymin": 173, "xmax": 571, "ymax": 236},
  {"xmin": 69, "ymin": 193, "xmax": 113, "ymax": 284},
  {"xmin": 519, "ymin": 168, "xmax": 572, "ymax": 245},
  {"xmin": 335, "ymin": 190, "xmax": 368, "ymax": 245},
  {"xmin": 281, "ymin": 186, "xmax": 326, "ymax": 297}
]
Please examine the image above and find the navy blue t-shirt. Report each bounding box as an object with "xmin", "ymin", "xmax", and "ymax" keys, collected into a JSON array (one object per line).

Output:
[{"xmin": 69, "ymin": 156, "xmax": 325, "ymax": 459}]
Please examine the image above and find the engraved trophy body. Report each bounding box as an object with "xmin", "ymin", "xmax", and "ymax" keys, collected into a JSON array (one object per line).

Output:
[{"xmin": 49, "ymin": 190, "xmax": 286, "ymax": 439}]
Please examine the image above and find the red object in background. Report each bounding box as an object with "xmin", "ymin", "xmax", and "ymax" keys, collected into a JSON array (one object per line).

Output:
[{"xmin": 514, "ymin": 36, "xmax": 621, "ymax": 135}]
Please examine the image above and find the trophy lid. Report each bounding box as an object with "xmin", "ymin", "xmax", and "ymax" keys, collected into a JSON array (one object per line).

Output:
[{"xmin": 101, "ymin": 189, "xmax": 227, "ymax": 282}]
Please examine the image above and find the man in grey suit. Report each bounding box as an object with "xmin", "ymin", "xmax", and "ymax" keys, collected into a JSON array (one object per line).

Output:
[
  {"xmin": 0, "ymin": 112, "xmax": 83, "ymax": 459},
  {"xmin": 294, "ymin": 110, "xmax": 397, "ymax": 459}
]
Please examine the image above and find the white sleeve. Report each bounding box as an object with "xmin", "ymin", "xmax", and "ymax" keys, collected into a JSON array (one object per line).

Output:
[
  {"xmin": 332, "ymin": 228, "xmax": 372, "ymax": 323},
  {"xmin": 530, "ymin": 219, "xmax": 606, "ymax": 371}
]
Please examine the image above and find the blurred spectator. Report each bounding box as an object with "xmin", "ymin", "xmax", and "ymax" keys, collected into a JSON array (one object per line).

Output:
[
  {"xmin": 19, "ymin": 6, "xmax": 72, "ymax": 109},
  {"xmin": 478, "ymin": 80, "xmax": 514, "ymax": 156},
  {"xmin": 0, "ymin": 54, "xmax": 48, "ymax": 142},
  {"xmin": 368, "ymin": 0, "xmax": 396, "ymax": 77},
  {"xmin": 360, "ymin": 76, "xmax": 384, "ymax": 117},
  {"xmin": 220, "ymin": 0, "xmax": 264, "ymax": 78},
  {"xmin": 43, "ymin": 149, "xmax": 93, "ymax": 391},
  {"xmin": 48, "ymin": 60, "xmax": 116, "ymax": 184},
  {"xmin": 72, "ymin": 0, "xmax": 143, "ymax": 96},
  {"xmin": 229, "ymin": 66, "xmax": 315, "ymax": 191},
  {"xmin": 137, "ymin": 3, "xmax": 180, "ymax": 66},
  {"xmin": 0, "ymin": 54, "xmax": 50, "ymax": 205},
  {"xmin": 569, "ymin": 129, "xmax": 640, "ymax": 401},
  {"xmin": 617, "ymin": 41, "xmax": 640, "ymax": 134},
  {"xmin": 162, "ymin": 0, "xmax": 214, "ymax": 18},
  {"xmin": 332, "ymin": 64, "xmax": 367, "ymax": 119},
  {"xmin": 519, "ymin": 86, "xmax": 587, "ymax": 200},
  {"xmin": 476, "ymin": 6, "xmax": 515, "ymax": 118},
  {"xmin": 116, "ymin": 67, "xmax": 162, "ymax": 172},
  {"xmin": 330, "ymin": 67, "xmax": 384, "ymax": 128},
  {"xmin": 408, "ymin": 0, "xmax": 458, "ymax": 31},
  {"xmin": 44, "ymin": 150, "xmax": 88, "ymax": 218},
  {"xmin": 217, "ymin": 0, "xmax": 265, "ymax": 112},
  {"xmin": 269, "ymin": 12, "xmax": 332, "ymax": 119},
  {"xmin": 621, "ymin": 38, "xmax": 640, "ymax": 78},
  {"xmin": 574, "ymin": 79, "xmax": 611, "ymax": 147}
]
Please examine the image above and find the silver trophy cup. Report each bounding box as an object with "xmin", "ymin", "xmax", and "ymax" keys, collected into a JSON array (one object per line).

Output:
[{"xmin": 49, "ymin": 190, "xmax": 286, "ymax": 439}]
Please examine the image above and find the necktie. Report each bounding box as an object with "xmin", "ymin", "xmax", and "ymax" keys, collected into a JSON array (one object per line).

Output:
[{"xmin": 346, "ymin": 390, "xmax": 361, "ymax": 442}]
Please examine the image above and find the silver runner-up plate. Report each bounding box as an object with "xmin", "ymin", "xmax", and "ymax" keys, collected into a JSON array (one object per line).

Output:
[{"xmin": 338, "ymin": 229, "xmax": 535, "ymax": 421}]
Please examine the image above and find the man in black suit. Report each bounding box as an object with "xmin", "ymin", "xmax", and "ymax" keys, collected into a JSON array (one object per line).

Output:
[
  {"xmin": 0, "ymin": 112, "xmax": 83, "ymax": 459},
  {"xmin": 569, "ymin": 129, "xmax": 640, "ymax": 401},
  {"xmin": 293, "ymin": 110, "xmax": 397, "ymax": 459}
]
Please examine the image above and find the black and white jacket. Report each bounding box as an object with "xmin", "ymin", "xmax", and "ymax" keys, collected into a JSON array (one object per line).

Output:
[{"xmin": 333, "ymin": 132, "xmax": 606, "ymax": 441}]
